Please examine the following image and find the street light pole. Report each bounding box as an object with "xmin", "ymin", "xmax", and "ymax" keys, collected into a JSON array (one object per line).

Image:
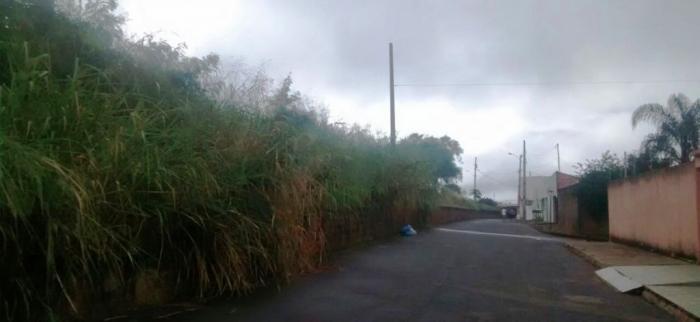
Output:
[
  {"xmin": 473, "ymin": 157, "xmax": 478, "ymax": 199},
  {"xmin": 522, "ymin": 140, "xmax": 527, "ymax": 220},
  {"xmin": 556, "ymin": 143, "xmax": 561, "ymax": 172},
  {"xmin": 518, "ymin": 155, "xmax": 522, "ymax": 210},
  {"xmin": 509, "ymin": 152, "xmax": 523, "ymax": 217},
  {"xmin": 389, "ymin": 43, "xmax": 396, "ymax": 146}
]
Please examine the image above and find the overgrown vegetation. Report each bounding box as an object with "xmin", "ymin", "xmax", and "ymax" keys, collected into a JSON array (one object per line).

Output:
[
  {"xmin": 628, "ymin": 93, "xmax": 700, "ymax": 172},
  {"xmin": 0, "ymin": 1, "xmax": 463, "ymax": 320},
  {"xmin": 575, "ymin": 93, "xmax": 700, "ymax": 221},
  {"xmin": 436, "ymin": 187, "xmax": 498, "ymax": 211},
  {"xmin": 575, "ymin": 151, "xmax": 624, "ymax": 221}
]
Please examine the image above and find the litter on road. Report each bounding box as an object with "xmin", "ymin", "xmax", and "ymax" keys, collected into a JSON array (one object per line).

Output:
[{"xmin": 400, "ymin": 224, "xmax": 417, "ymax": 236}]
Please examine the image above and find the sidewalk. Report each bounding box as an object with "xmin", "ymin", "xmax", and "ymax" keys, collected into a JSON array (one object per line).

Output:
[{"xmin": 563, "ymin": 239, "xmax": 700, "ymax": 321}]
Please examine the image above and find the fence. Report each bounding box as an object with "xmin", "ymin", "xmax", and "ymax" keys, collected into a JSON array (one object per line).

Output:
[{"xmin": 608, "ymin": 160, "xmax": 700, "ymax": 260}]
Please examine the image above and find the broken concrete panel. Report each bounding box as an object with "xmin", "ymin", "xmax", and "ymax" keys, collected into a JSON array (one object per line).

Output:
[
  {"xmin": 614, "ymin": 265, "xmax": 700, "ymax": 286},
  {"xmin": 647, "ymin": 285, "xmax": 700, "ymax": 319},
  {"xmin": 595, "ymin": 267, "xmax": 643, "ymax": 293}
]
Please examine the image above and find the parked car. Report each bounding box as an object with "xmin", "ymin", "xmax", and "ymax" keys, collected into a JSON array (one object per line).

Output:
[{"xmin": 501, "ymin": 206, "xmax": 518, "ymax": 219}]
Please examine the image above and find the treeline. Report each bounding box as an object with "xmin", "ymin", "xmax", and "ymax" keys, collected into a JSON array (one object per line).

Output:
[
  {"xmin": 0, "ymin": 1, "xmax": 462, "ymax": 320},
  {"xmin": 575, "ymin": 93, "xmax": 700, "ymax": 221}
]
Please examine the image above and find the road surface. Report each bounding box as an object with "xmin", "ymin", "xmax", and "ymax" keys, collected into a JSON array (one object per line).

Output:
[{"xmin": 154, "ymin": 219, "xmax": 670, "ymax": 321}]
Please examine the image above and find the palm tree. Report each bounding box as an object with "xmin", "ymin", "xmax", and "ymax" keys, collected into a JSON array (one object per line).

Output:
[{"xmin": 632, "ymin": 93, "xmax": 700, "ymax": 164}]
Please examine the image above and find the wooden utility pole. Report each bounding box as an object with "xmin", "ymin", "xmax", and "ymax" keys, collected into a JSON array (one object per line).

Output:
[
  {"xmin": 517, "ymin": 154, "xmax": 522, "ymax": 211},
  {"xmin": 473, "ymin": 157, "xmax": 478, "ymax": 199},
  {"xmin": 522, "ymin": 140, "xmax": 527, "ymax": 220},
  {"xmin": 624, "ymin": 151, "xmax": 628, "ymax": 177},
  {"xmin": 389, "ymin": 43, "xmax": 396, "ymax": 145},
  {"xmin": 556, "ymin": 143, "xmax": 561, "ymax": 172}
]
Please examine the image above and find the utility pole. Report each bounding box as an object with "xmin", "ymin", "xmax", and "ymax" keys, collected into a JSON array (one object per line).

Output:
[
  {"xmin": 522, "ymin": 140, "xmax": 527, "ymax": 220},
  {"xmin": 555, "ymin": 143, "xmax": 561, "ymax": 172},
  {"xmin": 389, "ymin": 43, "xmax": 396, "ymax": 146},
  {"xmin": 473, "ymin": 157, "xmax": 478, "ymax": 199},
  {"xmin": 624, "ymin": 151, "xmax": 628, "ymax": 178},
  {"xmin": 517, "ymin": 154, "xmax": 522, "ymax": 213}
]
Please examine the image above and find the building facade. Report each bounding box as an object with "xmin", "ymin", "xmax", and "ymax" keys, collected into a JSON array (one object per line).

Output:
[{"xmin": 520, "ymin": 172, "xmax": 579, "ymax": 222}]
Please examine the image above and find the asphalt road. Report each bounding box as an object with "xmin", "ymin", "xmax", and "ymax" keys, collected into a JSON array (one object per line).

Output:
[{"xmin": 156, "ymin": 219, "xmax": 671, "ymax": 322}]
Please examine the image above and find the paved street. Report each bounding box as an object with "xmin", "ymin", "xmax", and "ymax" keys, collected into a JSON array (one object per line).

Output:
[{"xmin": 161, "ymin": 219, "xmax": 671, "ymax": 321}]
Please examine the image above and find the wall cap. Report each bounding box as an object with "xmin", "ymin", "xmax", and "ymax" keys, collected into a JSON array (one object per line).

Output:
[{"xmin": 608, "ymin": 162, "xmax": 695, "ymax": 188}]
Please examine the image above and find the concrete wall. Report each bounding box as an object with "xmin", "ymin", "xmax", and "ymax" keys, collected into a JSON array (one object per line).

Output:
[
  {"xmin": 430, "ymin": 206, "xmax": 501, "ymax": 226},
  {"xmin": 524, "ymin": 175, "xmax": 557, "ymax": 221},
  {"xmin": 546, "ymin": 186, "xmax": 579, "ymax": 235},
  {"xmin": 535, "ymin": 185, "xmax": 608, "ymax": 240},
  {"xmin": 608, "ymin": 162, "xmax": 699, "ymax": 259}
]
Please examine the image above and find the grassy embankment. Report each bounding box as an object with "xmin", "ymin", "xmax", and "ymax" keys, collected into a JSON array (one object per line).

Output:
[{"xmin": 0, "ymin": 1, "xmax": 464, "ymax": 320}]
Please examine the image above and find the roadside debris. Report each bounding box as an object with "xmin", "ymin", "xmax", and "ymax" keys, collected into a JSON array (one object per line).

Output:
[
  {"xmin": 400, "ymin": 224, "xmax": 417, "ymax": 236},
  {"xmin": 595, "ymin": 267, "xmax": 643, "ymax": 293}
]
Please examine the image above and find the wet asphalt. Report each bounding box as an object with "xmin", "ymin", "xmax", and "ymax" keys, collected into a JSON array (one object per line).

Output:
[{"xmin": 152, "ymin": 219, "xmax": 671, "ymax": 322}]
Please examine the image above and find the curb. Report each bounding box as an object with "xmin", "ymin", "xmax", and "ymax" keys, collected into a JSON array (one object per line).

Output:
[
  {"xmin": 563, "ymin": 243, "xmax": 605, "ymax": 268},
  {"xmin": 563, "ymin": 242, "xmax": 699, "ymax": 322},
  {"xmin": 641, "ymin": 289, "xmax": 698, "ymax": 322}
]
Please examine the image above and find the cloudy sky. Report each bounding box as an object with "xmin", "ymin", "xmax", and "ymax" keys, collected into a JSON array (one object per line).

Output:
[{"xmin": 118, "ymin": 0, "xmax": 700, "ymax": 201}]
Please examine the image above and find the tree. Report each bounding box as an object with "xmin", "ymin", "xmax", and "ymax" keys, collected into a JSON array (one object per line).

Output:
[
  {"xmin": 270, "ymin": 74, "xmax": 302, "ymax": 111},
  {"xmin": 574, "ymin": 151, "xmax": 624, "ymax": 221},
  {"xmin": 632, "ymin": 93, "xmax": 700, "ymax": 164},
  {"xmin": 399, "ymin": 134, "xmax": 463, "ymax": 184},
  {"xmin": 625, "ymin": 148, "xmax": 674, "ymax": 175},
  {"xmin": 443, "ymin": 183, "xmax": 462, "ymax": 194},
  {"xmin": 470, "ymin": 188, "xmax": 482, "ymax": 200}
]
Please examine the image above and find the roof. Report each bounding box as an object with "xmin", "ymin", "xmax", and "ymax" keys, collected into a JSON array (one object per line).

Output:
[{"xmin": 556, "ymin": 171, "xmax": 579, "ymax": 190}]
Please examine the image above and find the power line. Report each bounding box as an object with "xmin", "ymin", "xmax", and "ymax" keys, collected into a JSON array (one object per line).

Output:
[{"xmin": 394, "ymin": 79, "xmax": 700, "ymax": 88}]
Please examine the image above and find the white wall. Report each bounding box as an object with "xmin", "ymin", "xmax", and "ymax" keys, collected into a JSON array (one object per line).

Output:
[{"xmin": 523, "ymin": 174, "xmax": 557, "ymax": 222}]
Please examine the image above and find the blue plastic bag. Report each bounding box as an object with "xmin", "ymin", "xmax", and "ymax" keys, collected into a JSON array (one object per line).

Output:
[{"xmin": 400, "ymin": 224, "xmax": 417, "ymax": 236}]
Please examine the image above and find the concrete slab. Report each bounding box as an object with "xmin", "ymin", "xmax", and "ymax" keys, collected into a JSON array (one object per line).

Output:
[
  {"xmin": 595, "ymin": 267, "xmax": 643, "ymax": 293},
  {"xmin": 601, "ymin": 265, "xmax": 700, "ymax": 320},
  {"xmin": 563, "ymin": 240, "xmax": 700, "ymax": 320},
  {"xmin": 647, "ymin": 285, "xmax": 700, "ymax": 319},
  {"xmin": 565, "ymin": 240, "xmax": 688, "ymax": 267},
  {"xmin": 614, "ymin": 265, "xmax": 700, "ymax": 286}
]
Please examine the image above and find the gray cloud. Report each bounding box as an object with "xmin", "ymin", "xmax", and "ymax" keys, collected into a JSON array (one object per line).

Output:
[{"xmin": 121, "ymin": 0, "xmax": 700, "ymax": 200}]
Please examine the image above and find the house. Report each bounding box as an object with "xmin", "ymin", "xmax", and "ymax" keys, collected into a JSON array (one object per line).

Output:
[{"xmin": 520, "ymin": 171, "xmax": 579, "ymax": 222}]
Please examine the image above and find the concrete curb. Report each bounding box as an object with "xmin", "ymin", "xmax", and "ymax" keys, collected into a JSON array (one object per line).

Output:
[
  {"xmin": 641, "ymin": 289, "xmax": 698, "ymax": 322},
  {"xmin": 563, "ymin": 243, "xmax": 605, "ymax": 268},
  {"xmin": 563, "ymin": 242, "xmax": 699, "ymax": 322}
]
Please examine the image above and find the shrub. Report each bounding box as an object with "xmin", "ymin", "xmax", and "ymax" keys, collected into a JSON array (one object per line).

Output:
[{"xmin": 574, "ymin": 151, "xmax": 624, "ymax": 222}]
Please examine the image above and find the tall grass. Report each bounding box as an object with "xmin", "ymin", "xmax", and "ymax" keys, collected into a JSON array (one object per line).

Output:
[{"xmin": 0, "ymin": 1, "xmax": 463, "ymax": 320}]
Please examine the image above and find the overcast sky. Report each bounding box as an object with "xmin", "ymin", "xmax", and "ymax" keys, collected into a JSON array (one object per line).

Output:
[{"xmin": 118, "ymin": 0, "xmax": 700, "ymax": 201}]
